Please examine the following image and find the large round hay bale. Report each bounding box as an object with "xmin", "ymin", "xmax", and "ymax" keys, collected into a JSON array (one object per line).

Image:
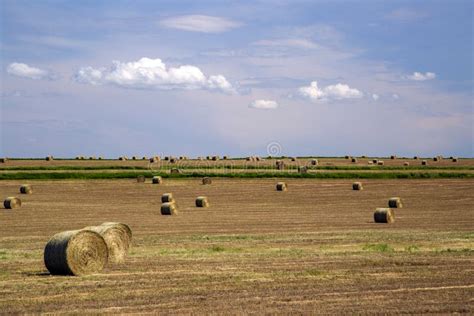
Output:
[
  {"xmin": 149, "ymin": 157, "xmax": 157, "ymax": 163},
  {"xmin": 276, "ymin": 182, "xmax": 287, "ymax": 191},
  {"xmin": 0, "ymin": 158, "xmax": 7, "ymax": 163},
  {"xmin": 98, "ymin": 156, "xmax": 103, "ymax": 160},
  {"xmin": 413, "ymin": 156, "xmax": 419, "ymax": 160},
  {"xmin": 345, "ymin": 155, "xmax": 350, "ymax": 159},
  {"xmin": 374, "ymin": 208, "xmax": 394, "ymax": 223},
  {"xmin": 196, "ymin": 196, "xmax": 209, "ymax": 207},
  {"xmin": 202, "ymin": 177, "xmax": 212, "ymax": 185},
  {"xmin": 368, "ymin": 161, "xmax": 374, "ymax": 165},
  {"xmin": 403, "ymin": 162, "xmax": 410, "ymax": 166},
  {"xmin": 352, "ymin": 182, "xmax": 363, "ymax": 190},
  {"xmin": 152, "ymin": 176, "xmax": 162, "ymax": 184},
  {"xmin": 142, "ymin": 156, "xmax": 147, "ymax": 160},
  {"xmin": 377, "ymin": 161, "xmax": 384, "ymax": 166},
  {"xmin": 136, "ymin": 175, "xmax": 146, "ymax": 183},
  {"xmin": 132, "ymin": 156, "xmax": 137, "ymax": 160},
  {"xmin": 276, "ymin": 160, "xmax": 285, "ymax": 170},
  {"xmin": 311, "ymin": 159, "xmax": 318, "ymax": 166},
  {"xmin": 170, "ymin": 168, "xmax": 182, "ymax": 174},
  {"xmin": 452, "ymin": 157, "xmax": 458, "ymax": 162},
  {"xmin": 20, "ymin": 184, "xmax": 33, "ymax": 194},
  {"xmin": 4, "ymin": 197, "xmax": 21, "ymax": 209},
  {"xmin": 290, "ymin": 157, "xmax": 297, "ymax": 162},
  {"xmin": 351, "ymin": 158, "xmax": 358, "ymax": 163},
  {"xmin": 161, "ymin": 202, "xmax": 178, "ymax": 215},
  {"xmin": 44, "ymin": 230, "xmax": 108, "ymax": 275},
  {"xmin": 372, "ymin": 159, "xmax": 378, "ymax": 164},
  {"xmin": 170, "ymin": 157, "xmax": 176, "ymax": 163},
  {"xmin": 83, "ymin": 223, "xmax": 132, "ymax": 264},
  {"xmin": 46, "ymin": 156, "xmax": 54, "ymax": 161},
  {"xmin": 388, "ymin": 197, "xmax": 403, "ymax": 208},
  {"xmin": 390, "ymin": 155, "xmax": 396, "ymax": 160},
  {"xmin": 212, "ymin": 156, "xmax": 219, "ymax": 161},
  {"xmin": 162, "ymin": 193, "xmax": 174, "ymax": 203},
  {"xmin": 433, "ymin": 157, "xmax": 439, "ymax": 162},
  {"xmin": 421, "ymin": 160, "xmax": 428, "ymax": 166},
  {"xmin": 119, "ymin": 156, "xmax": 126, "ymax": 161},
  {"xmin": 298, "ymin": 166, "xmax": 308, "ymax": 174},
  {"xmin": 223, "ymin": 156, "xmax": 228, "ymax": 160}
]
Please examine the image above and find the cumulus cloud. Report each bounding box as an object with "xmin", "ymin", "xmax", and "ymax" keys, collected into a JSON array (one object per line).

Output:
[
  {"xmin": 372, "ymin": 94, "xmax": 379, "ymax": 101},
  {"xmin": 74, "ymin": 57, "xmax": 235, "ymax": 93},
  {"xmin": 298, "ymin": 81, "xmax": 363, "ymax": 102},
  {"xmin": 160, "ymin": 15, "xmax": 241, "ymax": 33},
  {"xmin": 7, "ymin": 62, "xmax": 53, "ymax": 80},
  {"xmin": 406, "ymin": 72, "xmax": 436, "ymax": 81},
  {"xmin": 249, "ymin": 99, "xmax": 278, "ymax": 110}
]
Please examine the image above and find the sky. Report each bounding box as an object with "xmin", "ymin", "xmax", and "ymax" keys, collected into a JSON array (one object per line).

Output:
[{"xmin": 1, "ymin": 0, "xmax": 473, "ymax": 158}]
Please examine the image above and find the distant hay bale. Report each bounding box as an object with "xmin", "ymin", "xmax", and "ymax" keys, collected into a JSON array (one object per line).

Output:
[
  {"xmin": 89, "ymin": 156, "xmax": 96, "ymax": 160},
  {"xmin": 421, "ymin": 160, "xmax": 428, "ymax": 166},
  {"xmin": 136, "ymin": 175, "xmax": 146, "ymax": 183},
  {"xmin": 290, "ymin": 157, "xmax": 297, "ymax": 162},
  {"xmin": 46, "ymin": 156, "xmax": 54, "ymax": 161},
  {"xmin": 276, "ymin": 160, "xmax": 285, "ymax": 170},
  {"xmin": 311, "ymin": 159, "xmax": 318, "ymax": 166},
  {"xmin": 452, "ymin": 157, "xmax": 458, "ymax": 162},
  {"xmin": 223, "ymin": 156, "xmax": 228, "ymax": 160},
  {"xmin": 255, "ymin": 156, "xmax": 262, "ymax": 162},
  {"xmin": 170, "ymin": 158, "xmax": 176, "ymax": 163},
  {"xmin": 170, "ymin": 168, "xmax": 182, "ymax": 174},
  {"xmin": 202, "ymin": 177, "xmax": 212, "ymax": 185},
  {"xmin": 413, "ymin": 156, "xmax": 419, "ymax": 160},
  {"xmin": 276, "ymin": 182, "xmax": 287, "ymax": 191},
  {"xmin": 345, "ymin": 155, "xmax": 350, "ymax": 159},
  {"xmin": 298, "ymin": 166, "xmax": 308, "ymax": 174},
  {"xmin": 142, "ymin": 156, "xmax": 147, "ymax": 160},
  {"xmin": 377, "ymin": 161, "xmax": 384, "ymax": 166},
  {"xmin": 119, "ymin": 156, "xmax": 127, "ymax": 161},
  {"xmin": 361, "ymin": 155, "xmax": 367, "ymax": 158},
  {"xmin": 20, "ymin": 184, "xmax": 33, "ymax": 194},
  {"xmin": 206, "ymin": 156, "xmax": 211, "ymax": 160},
  {"xmin": 404, "ymin": 162, "xmax": 410, "ymax": 166},
  {"xmin": 161, "ymin": 193, "xmax": 174, "ymax": 203},
  {"xmin": 164, "ymin": 156, "xmax": 170, "ymax": 161},
  {"xmin": 98, "ymin": 156, "xmax": 103, "ymax": 160},
  {"xmin": 246, "ymin": 157, "xmax": 253, "ymax": 161},
  {"xmin": 132, "ymin": 156, "xmax": 137, "ymax": 160},
  {"xmin": 75, "ymin": 156, "xmax": 80, "ymax": 160},
  {"xmin": 372, "ymin": 159, "xmax": 378, "ymax": 164},
  {"xmin": 161, "ymin": 202, "xmax": 178, "ymax": 215},
  {"xmin": 368, "ymin": 161, "xmax": 374, "ymax": 165},
  {"xmin": 388, "ymin": 197, "xmax": 403, "ymax": 208},
  {"xmin": 4, "ymin": 197, "xmax": 21, "ymax": 209},
  {"xmin": 351, "ymin": 158, "xmax": 358, "ymax": 163},
  {"xmin": 195, "ymin": 196, "xmax": 209, "ymax": 207},
  {"xmin": 44, "ymin": 230, "xmax": 108, "ymax": 276},
  {"xmin": 152, "ymin": 176, "xmax": 162, "ymax": 184},
  {"xmin": 83, "ymin": 222, "xmax": 132, "ymax": 264},
  {"xmin": 212, "ymin": 156, "xmax": 219, "ymax": 161},
  {"xmin": 149, "ymin": 157, "xmax": 157, "ymax": 163},
  {"xmin": 352, "ymin": 182, "xmax": 363, "ymax": 190},
  {"xmin": 433, "ymin": 157, "xmax": 439, "ymax": 162},
  {"xmin": 390, "ymin": 155, "xmax": 396, "ymax": 160},
  {"xmin": 374, "ymin": 208, "xmax": 394, "ymax": 223}
]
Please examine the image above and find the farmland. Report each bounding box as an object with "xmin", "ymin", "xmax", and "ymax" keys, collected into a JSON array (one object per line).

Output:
[{"xmin": 0, "ymin": 160, "xmax": 473, "ymax": 313}]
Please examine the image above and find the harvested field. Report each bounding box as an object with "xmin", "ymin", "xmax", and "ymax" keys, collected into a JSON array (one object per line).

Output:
[{"xmin": 0, "ymin": 178, "xmax": 473, "ymax": 313}]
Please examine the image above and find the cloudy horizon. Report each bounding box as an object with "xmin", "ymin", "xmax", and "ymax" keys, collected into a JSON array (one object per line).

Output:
[{"xmin": 1, "ymin": 1, "xmax": 473, "ymax": 158}]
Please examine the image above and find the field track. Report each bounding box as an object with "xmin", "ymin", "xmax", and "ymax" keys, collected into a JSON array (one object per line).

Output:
[{"xmin": 0, "ymin": 178, "xmax": 473, "ymax": 313}]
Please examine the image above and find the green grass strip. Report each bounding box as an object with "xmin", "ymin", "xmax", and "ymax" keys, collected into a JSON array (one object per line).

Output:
[{"xmin": 0, "ymin": 171, "xmax": 472, "ymax": 180}]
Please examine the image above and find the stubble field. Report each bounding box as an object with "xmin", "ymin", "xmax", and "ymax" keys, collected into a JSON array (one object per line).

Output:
[{"xmin": 0, "ymin": 176, "xmax": 473, "ymax": 314}]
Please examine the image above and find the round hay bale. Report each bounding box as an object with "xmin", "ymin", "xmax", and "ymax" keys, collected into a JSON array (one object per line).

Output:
[
  {"xmin": 311, "ymin": 159, "xmax": 318, "ymax": 166},
  {"xmin": 119, "ymin": 156, "xmax": 126, "ymax": 161},
  {"xmin": 421, "ymin": 160, "xmax": 428, "ymax": 166},
  {"xmin": 404, "ymin": 162, "xmax": 410, "ymax": 166},
  {"xmin": 44, "ymin": 230, "xmax": 108, "ymax": 275},
  {"xmin": 212, "ymin": 156, "xmax": 219, "ymax": 161},
  {"xmin": 149, "ymin": 157, "xmax": 157, "ymax": 163},
  {"xmin": 136, "ymin": 175, "xmax": 146, "ymax": 183},
  {"xmin": 298, "ymin": 166, "xmax": 308, "ymax": 174},
  {"xmin": 276, "ymin": 160, "xmax": 285, "ymax": 170},
  {"xmin": 89, "ymin": 156, "xmax": 96, "ymax": 160},
  {"xmin": 161, "ymin": 202, "xmax": 178, "ymax": 215},
  {"xmin": 276, "ymin": 182, "xmax": 287, "ymax": 191},
  {"xmin": 368, "ymin": 161, "xmax": 374, "ymax": 165},
  {"xmin": 0, "ymin": 157, "xmax": 7, "ymax": 163},
  {"xmin": 202, "ymin": 177, "xmax": 212, "ymax": 185},
  {"xmin": 452, "ymin": 157, "xmax": 458, "ymax": 162},
  {"xmin": 433, "ymin": 157, "xmax": 439, "ymax": 162},
  {"xmin": 388, "ymin": 197, "xmax": 403, "ymax": 208},
  {"xmin": 20, "ymin": 184, "xmax": 33, "ymax": 194},
  {"xmin": 162, "ymin": 193, "xmax": 174, "ymax": 203},
  {"xmin": 290, "ymin": 157, "xmax": 297, "ymax": 162},
  {"xmin": 351, "ymin": 158, "xmax": 358, "ymax": 163},
  {"xmin": 132, "ymin": 156, "xmax": 137, "ymax": 160},
  {"xmin": 4, "ymin": 197, "xmax": 21, "ymax": 209},
  {"xmin": 98, "ymin": 156, "xmax": 103, "ymax": 160},
  {"xmin": 46, "ymin": 156, "xmax": 54, "ymax": 161},
  {"xmin": 413, "ymin": 156, "xmax": 419, "ymax": 160},
  {"xmin": 196, "ymin": 196, "xmax": 209, "ymax": 207},
  {"xmin": 223, "ymin": 156, "xmax": 228, "ymax": 160},
  {"xmin": 345, "ymin": 155, "xmax": 350, "ymax": 159},
  {"xmin": 255, "ymin": 156, "xmax": 261, "ymax": 162},
  {"xmin": 372, "ymin": 159, "xmax": 378, "ymax": 164},
  {"xmin": 152, "ymin": 176, "xmax": 162, "ymax": 184},
  {"xmin": 352, "ymin": 182, "xmax": 363, "ymax": 190},
  {"xmin": 83, "ymin": 222, "xmax": 132, "ymax": 264},
  {"xmin": 75, "ymin": 156, "xmax": 80, "ymax": 160},
  {"xmin": 142, "ymin": 156, "xmax": 147, "ymax": 160},
  {"xmin": 374, "ymin": 208, "xmax": 394, "ymax": 223},
  {"xmin": 170, "ymin": 158, "xmax": 176, "ymax": 163},
  {"xmin": 377, "ymin": 161, "xmax": 384, "ymax": 166},
  {"xmin": 206, "ymin": 156, "xmax": 211, "ymax": 160},
  {"xmin": 390, "ymin": 155, "xmax": 396, "ymax": 160},
  {"xmin": 164, "ymin": 156, "xmax": 170, "ymax": 161},
  {"xmin": 170, "ymin": 168, "xmax": 182, "ymax": 174}
]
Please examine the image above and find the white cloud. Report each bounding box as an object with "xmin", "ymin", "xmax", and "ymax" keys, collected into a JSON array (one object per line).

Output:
[
  {"xmin": 7, "ymin": 62, "xmax": 52, "ymax": 80},
  {"xmin": 372, "ymin": 94, "xmax": 379, "ymax": 101},
  {"xmin": 160, "ymin": 15, "xmax": 241, "ymax": 33},
  {"xmin": 253, "ymin": 38, "xmax": 319, "ymax": 49},
  {"xmin": 74, "ymin": 57, "xmax": 235, "ymax": 93},
  {"xmin": 392, "ymin": 93, "xmax": 400, "ymax": 100},
  {"xmin": 406, "ymin": 72, "xmax": 436, "ymax": 81},
  {"xmin": 249, "ymin": 99, "xmax": 278, "ymax": 110},
  {"xmin": 298, "ymin": 81, "xmax": 363, "ymax": 102}
]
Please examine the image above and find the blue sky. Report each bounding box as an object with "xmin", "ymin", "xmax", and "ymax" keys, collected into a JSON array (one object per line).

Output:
[{"xmin": 1, "ymin": 0, "xmax": 472, "ymax": 158}]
